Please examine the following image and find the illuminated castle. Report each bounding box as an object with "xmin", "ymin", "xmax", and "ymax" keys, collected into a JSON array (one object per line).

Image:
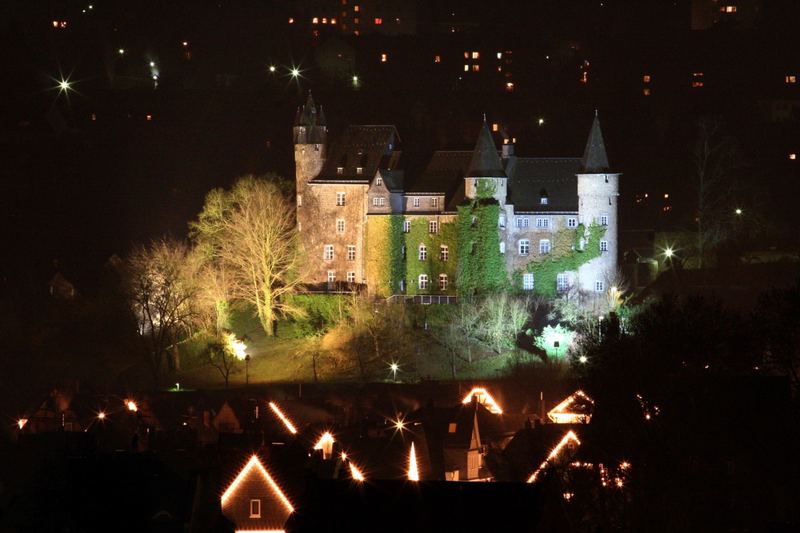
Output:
[{"xmin": 294, "ymin": 94, "xmax": 619, "ymax": 300}]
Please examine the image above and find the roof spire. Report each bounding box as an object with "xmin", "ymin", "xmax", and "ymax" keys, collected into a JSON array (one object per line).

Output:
[
  {"xmin": 581, "ymin": 112, "xmax": 610, "ymax": 172},
  {"xmin": 467, "ymin": 119, "xmax": 506, "ymax": 178},
  {"xmin": 482, "ymin": 113, "xmax": 486, "ymax": 123}
]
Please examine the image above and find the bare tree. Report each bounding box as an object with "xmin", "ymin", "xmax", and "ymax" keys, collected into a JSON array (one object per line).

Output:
[
  {"xmin": 191, "ymin": 175, "xmax": 305, "ymax": 336},
  {"xmin": 476, "ymin": 293, "xmax": 530, "ymax": 355},
  {"xmin": 126, "ymin": 239, "xmax": 198, "ymax": 386},
  {"xmin": 204, "ymin": 340, "xmax": 238, "ymax": 388}
]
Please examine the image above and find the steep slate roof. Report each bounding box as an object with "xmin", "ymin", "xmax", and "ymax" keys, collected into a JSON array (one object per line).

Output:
[
  {"xmin": 506, "ymin": 157, "xmax": 581, "ymax": 212},
  {"xmin": 408, "ymin": 151, "xmax": 471, "ymax": 210},
  {"xmin": 295, "ymin": 92, "xmax": 326, "ymax": 128},
  {"xmin": 467, "ymin": 120, "xmax": 506, "ymax": 177},
  {"xmin": 313, "ymin": 125, "xmax": 399, "ymax": 182},
  {"xmin": 580, "ymin": 112, "xmax": 610, "ymax": 173}
]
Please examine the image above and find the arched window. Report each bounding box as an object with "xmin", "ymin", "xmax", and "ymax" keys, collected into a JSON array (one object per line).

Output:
[
  {"xmin": 440, "ymin": 245, "xmax": 449, "ymax": 261},
  {"xmin": 439, "ymin": 274, "xmax": 448, "ymax": 291},
  {"xmin": 418, "ymin": 274, "xmax": 429, "ymax": 290},
  {"xmin": 418, "ymin": 244, "xmax": 427, "ymax": 261}
]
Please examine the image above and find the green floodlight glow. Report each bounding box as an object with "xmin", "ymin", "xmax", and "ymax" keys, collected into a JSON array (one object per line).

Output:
[{"xmin": 534, "ymin": 324, "xmax": 576, "ymax": 358}]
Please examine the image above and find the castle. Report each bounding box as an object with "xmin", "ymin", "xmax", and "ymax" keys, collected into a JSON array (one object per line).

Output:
[{"xmin": 294, "ymin": 94, "xmax": 619, "ymax": 299}]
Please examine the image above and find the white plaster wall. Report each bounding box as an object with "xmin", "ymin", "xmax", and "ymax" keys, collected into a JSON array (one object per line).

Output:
[{"xmin": 577, "ymin": 173, "xmax": 620, "ymax": 293}]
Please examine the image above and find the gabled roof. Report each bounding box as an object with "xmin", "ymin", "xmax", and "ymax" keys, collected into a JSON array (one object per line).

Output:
[
  {"xmin": 313, "ymin": 125, "xmax": 399, "ymax": 182},
  {"xmin": 220, "ymin": 454, "xmax": 294, "ymax": 530},
  {"xmin": 580, "ymin": 112, "xmax": 610, "ymax": 173},
  {"xmin": 408, "ymin": 150, "xmax": 471, "ymax": 210},
  {"xmin": 467, "ymin": 120, "xmax": 506, "ymax": 177},
  {"xmin": 506, "ymin": 157, "xmax": 581, "ymax": 212}
]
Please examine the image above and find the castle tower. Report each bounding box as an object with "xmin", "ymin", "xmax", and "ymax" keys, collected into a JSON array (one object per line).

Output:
[
  {"xmin": 576, "ymin": 111, "xmax": 620, "ymax": 295},
  {"xmin": 465, "ymin": 117, "xmax": 507, "ymax": 205},
  {"xmin": 294, "ymin": 92, "xmax": 327, "ymax": 198}
]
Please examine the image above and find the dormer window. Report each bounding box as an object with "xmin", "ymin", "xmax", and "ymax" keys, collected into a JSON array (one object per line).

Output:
[
  {"xmin": 356, "ymin": 167, "xmax": 363, "ymax": 175},
  {"xmin": 337, "ymin": 167, "xmax": 344, "ymax": 175},
  {"xmin": 376, "ymin": 177, "xmax": 383, "ymax": 186},
  {"xmin": 540, "ymin": 197, "xmax": 549, "ymax": 205},
  {"xmin": 413, "ymin": 197, "xmax": 420, "ymax": 208}
]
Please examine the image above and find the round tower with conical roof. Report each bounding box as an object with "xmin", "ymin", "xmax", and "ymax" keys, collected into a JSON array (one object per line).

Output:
[
  {"xmin": 465, "ymin": 117, "xmax": 507, "ymax": 204},
  {"xmin": 576, "ymin": 112, "xmax": 620, "ymax": 295}
]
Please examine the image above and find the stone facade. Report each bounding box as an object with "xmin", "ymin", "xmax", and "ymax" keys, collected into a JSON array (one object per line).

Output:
[{"xmin": 293, "ymin": 94, "xmax": 619, "ymax": 298}]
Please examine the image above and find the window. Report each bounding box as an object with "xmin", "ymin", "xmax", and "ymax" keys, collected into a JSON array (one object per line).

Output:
[
  {"xmin": 347, "ymin": 245, "xmax": 356, "ymax": 261},
  {"xmin": 380, "ymin": 53, "xmax": 387, "ymax": 63},
  {"xmin": 374, "ymin": 17, "xmax": 382, "ymax": 24},
  {"xmin": 250, "ymin": 499, "xmax": 261, "ymax": 519},
  {"xmin": 692, "ymin": 72, "xmax": 704, "ymax": 88},
  {"xmin": 324, "ymin": 245, "xmax": 334, "ymax": 261},
  {"xmin": 499, "ymin": 215, "xmax": 506, "ymax": 228},
  {"xmin": 515, "ymin": 217, "xmax": 529, "ymax": 228},
  {"xmin": 399, "ymin": 279, "xmax": 405, "ymax": 292},
  {"xmin": 354, "ymin": 4, "xmax": 359, "ymax": 11},
  {"xmin": 413, "ymin": 197, "xmax": 420, "ymax": 208},
  {"xmin": 523, "ymin": 273, "xmax": 534, "ymax": 291},
  {"xmin": 431, "ymin": 197, "xmax": 439, "ymax": 208},
  {"xmin": 418, "ymin": 244, "xmax": 427, "ymax": 261},
  {"xmin": 346, "ymin": 271, "xmax": 356, "ymax": 283},
  {"xmin": 418, "ymin": 274, "xmax": 428, "ymax": 290},
  {"xmin": 540, "ymin": 196, "xmax": 549, "ymax": 205},
  {"xmin": 600, "ymin": 240, "xmax": 609, "ymax": 253},
  {"xmin": 336, "ymin": 192, "xmax": 345, "ymax": 206},
  {"xmin": 720, "ymin": 5, "xmax": 737, "ymax": 12},
  {"xmin": 440, "ymin": 245, "xmax": 449, "ymax": 261},
  {"xmin": 536, "ymin": 217, "xmax": 550, "ymax": 229},
  {"xmin": 401, "ymin": 245, "xmax": 406, "ymax": 258},
  {"xmin": 376, "ymin": 177, "xmax": 383, "ymax": 186},
  {"xmin": 595, "ymin": 280, "xmax": 604, "ymax": 292},
  {"xmin": 567, "ymin": 217, "xmax": 577, "ymax": 228},
  {"xmin": 539, "ymin": 239, "xmax": 551, "ymax": 254},
  {"xmin": 557, "ymin": 273, "xmax": 569, "ymax": 292},
  {"xmin": 434, "ymin": 55, "xmax": 441, "ymax": 63},
  {"xmin": 471, "ymin": 51, "xmax": 480, "ymax": 59},
  {"xmin": 643, "ymin": 74, "xmax": 651, "ymax": 83},
  {"xmin": 372, "ymin": 197, "xmax": 385, "ymax": 207},
  {"xmin": 643, "ymin": 88, "xmax": 651, "ymax": 96},
  {"xmin": 327, "ymin": 271, "xmax": 336, "ymax": 288},
  {"xmin": 336, "ymin": 219, "xmax": 345, "ymax": 233},
  {"xmin": 472, "ymin": 64, "xmax": 480, "ymax": 72},
  {"xmin": 403, "ymin": 220, "xmax": 411, "ymax": 233},
  {"xmin": 786, "ymin": 75, "xmax": 797, "ymax": 84},
  {"xmin": 464, "ymin": 64, "xmax": 469, "ymax": 72},
  {"xmin": 600, "ymin": 214, "xmax": 609, "ymax": 226},
  {"xmin": 356, "ymin": 167, "xmax": 363, "ymax": 175},
  {"xmin": 337, "ymin": 166, "xmax": 344, "ymax": 174},
  {"xmin": 499, "ymin": 242, "xmax": 506, "ymax": 254},
  {"xmin": 439, "ymin": 274, "xmax": 448, "ymax": 291},
  {"xmin": 518, "ymin": 239, "xmax": 530, "ymax": 256},
  {"xmin": 429, "ymin": 220, "xmax": 438, "ymax": 234}
]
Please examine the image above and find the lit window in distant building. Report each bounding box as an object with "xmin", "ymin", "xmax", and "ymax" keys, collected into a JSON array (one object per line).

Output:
[
  {"xmin": 322, "ymin": 17, "xmax": 328, "ymax": 24},
  {"xmin": 786, "ymin": 75, "xmax": 797, "ymax": 84},
  {"xmin": 434, "ymin": 55, "xmax": 441, "ymax": 63},
  {"xmin": 471, "ymin": 51, "xmax": 479, "ymax": 59},
  {"xmin": 312, "ymin": 17, "xmax": 319, "ymax": 24},
  {"xmin": 496, "ymin": 52, "xmax": 502, "ymax": 59},
  {"xmin": 354, "ymin": 18, "xmax": 360, "ymax": 24},
  {"xmin": 381, "ymin": 53, "xmax": 387, "ymax": 63},
  {"xmin": 580, "ymin": 71, "xmax": 588, "ymax": 84},
  {"xmin": 354, "ymin": 5, "xmax": 360, "ymax": 12},
  {"xmin": 374, "ymin": 17, "xmax": 382, "ymax": 24},
  {"xmin": 692, "ymin": 72, "xmax": 704, "ymax": 88},
  {"xmin": 472, "ymin": 64, "xmax": 480, "ymax": 72},
  {"xmin": 331, "ymin": 17, "xmax": 336, "ymax": 24},
  {"xmin": 720, "ymin": 5, "xmax": 737, "ymax": 13},
  {"xmin": 464, "ymin": 64, "xmax": 469, "ymax": 72},
  {"xmin": 643, "ymin": 74, "xmax": 651, "ymax": 83},
  {"xmin": 337, "ymin": 167, "xmax": 344, "ymax": 174},
  {"xmin": 492, "ymin": 123, "xmax": 499, "ymax": 132},
  {"xmin": 789, "ymin": 153, "xmax": 797, "ymax": 160},
  {"xmin": 506, "ymin": 81, "xmax": 515, "ymax": 92},
  {"xmin": 356, "ymin": 167, "xmax": 363, "ymax": 174},
  {"xmin": 643, "ymin": 88, "xmax": 651, "ymax": 96},
  {"xmin": 288, "ymin": 17, "xmax": 294, "ymax": 23}
]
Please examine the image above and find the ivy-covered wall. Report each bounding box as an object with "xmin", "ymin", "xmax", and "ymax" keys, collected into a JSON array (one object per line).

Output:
[
  {"xmin": 365, "ymin": 215, "xmax": 405, "ymax": 297},
  {"xmin": 403, "ymin": 216, "xmax": 458, "ymax": 295},
  {"xmin": 456, "ymin": 200, "xmax": 507, "ymax": 296},
  {"xmin": 513, "ymin": 223, "xmax": 607, "ymax": 297}
]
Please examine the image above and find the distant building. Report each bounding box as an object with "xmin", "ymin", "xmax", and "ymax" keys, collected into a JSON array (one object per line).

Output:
[{"xmin": 294, "ymin": 94, "xmax": 620, "ymax": 300}]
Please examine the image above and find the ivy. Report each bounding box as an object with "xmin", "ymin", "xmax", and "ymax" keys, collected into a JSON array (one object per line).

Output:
[
  {"xmin": 403, "ymin": 217, "xmax": 458, "ymax": 295},
  {"xmin": 365, "ymin": 215, "xmax": 405, "ymax": 297},
  {"xmin": 456, "ymin": 200, "xmax": 507, "ymax": 296},
  {"xmin": 514, "ymin": 223, "xmax": 607, "ymax": 297}
]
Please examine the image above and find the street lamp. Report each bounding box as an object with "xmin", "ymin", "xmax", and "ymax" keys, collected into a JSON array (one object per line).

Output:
[
  {"xmin": 735, "ymin": 208, "xmax": 742, "ymax": 216},
  {"xmin": 245, "ymin": 354, "xmax": 251, "ymax": 386},
  {"xmin": 579, "ymin": 355, "xmax": 588, "ymax": 364},
  {"xmin": 390, "ymin": 362, "xmax": 399, "ymax": 382}
]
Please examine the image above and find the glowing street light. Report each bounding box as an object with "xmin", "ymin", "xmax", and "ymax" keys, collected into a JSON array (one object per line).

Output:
[
  {"xmin": 269, "ymin": 65, "xmax": 276, "ymax": 73},
  {"xmin": 97, "ymin": 411, "xmax": 106, "ymax": 420},
  {"xmin": 118, "ymin": 48, "xmax": 125, "ymax": 55},
  {"xmin": 57, "ymin": 79, "xmax": 72, "ymax": 93},
  {"xmin": 663, "ymin": 247, "xmax": 674, "ymax": 259},
  {"xmin": 149, "ymin": 61, "xmax": 156, "ymax": 68},
  {"xmin": 538, "ymin": 117, "xmax": 545, "ymax": 126},
  {"xmin": 349, "ymin": 462, "xmax": 366, "ymax": 481},
  {"xmin": 126, "ymin": 400, "xmax": 138, "ymax": 412},
  {"xmin": 578, "ymin": 355, "xmax": 588, "ymax": 364},
  {"xmin": 735, "ymin": 208, "xmax": 743, "ymax": 216},
  {"xmin": 17, "ymin": 418, "xmax": 28, "ymax": 430},
  {"xmin": 389, "ymin": 361, "xmax": 399, "ymax": 382},
  {"xmin": 290, "ymin": 67, "xmax": 301, "ymax": 78}
]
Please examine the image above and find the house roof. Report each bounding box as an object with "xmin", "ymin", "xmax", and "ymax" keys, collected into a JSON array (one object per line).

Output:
[
  {"xmin": 467, "ymin": 119, "xmax": 506, "ymax": 178},
  {"xmin": 506, "ymin": 157, "xmax": 581, "ymax": 212},
  {"xmin": 408, "ymin": 150, "xmax": 471, "ymax": 210},
  {"xmin": 580, "ymin": 112, "xmax": 610, "ymax": 173},
  {"xmin": 313, "ymin": 125, "xmax": 399, "ymax": 182}
]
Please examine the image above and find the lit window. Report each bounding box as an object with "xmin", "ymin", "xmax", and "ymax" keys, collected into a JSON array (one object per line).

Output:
[
  {"xmin": 557, "ymin": 273, "xmax": 569, "ymax": 292},
  {"xmin": 496, "ymin": 52, "xmax": 502, "ymax": 59},
  {"xmin": 492, "ymin": 123, "xmax": 499, "ymax": 132},
  {"xmin": 354, "ymin": 18, "xmax": 359, "ymax": 24},
  {"xmin": 356, "ymin": 167, "xmax": 363, "ymax": 174},
  {"xmin": 374, "ymin": 17, "xmax": 382, "ymax": 24},
  {"xmin": 419, "ymin": 274, "xmax": 428, "ymax": 290},
  {"xmin": 720, "ymin": 5, "xmax": 737, "ymax": 13},
  {"xmin": 472, "ymin": 65, "xmax": 480, "ymax": 72},
  {"xmin": 786, "ymin": 75, "xmax": 797, "ymax": 84},
  {"xmin": 403, "ymin": 220, "xmax": 411, "ymax": 233},
  {"xmin": 322, "ymin": 17, "xmax": 328, "ymax": 24},
  {"xmin": 464, "ymin": 52, "xmax": 469, "ymax": 59},
  {"xmin": 539, "ymin": 239, "xmax": 551, "ymax": 255},
  {"xmin": 595, "ymin": 280, "xmax": 604, "ymax": 292},
  {"xmin": 288, "ymin": 17, "xmax": 294, "ymax": 24},
  {"xmin": 519, "ymin": 239, "xmax": 530, "ymax": 256},
  {"xmin": 312, "ymin": 17, "xmax": 319, "ymax": 24},
  {"xmin": 324, "ymin": 245, "xmax": 334, "ymax": 261},
  {"xmin": 419, "ymin": 244, "xmax": 427, "ymax": 261},
  {"xmin": 354, "ymin": 5, "xmax": 359, "ymax": 11},
  {"xmin": 250, "ymin": 499, "xmax": 261, "ymax": 518},
  {"xmin": 580, "ymin": 71, "xmax": 588, "ymax": 84},
  {"xmin": 413, "ymin": 197, "xmax": 420, "ymax": 208},
  {"xmin": 434, "ymin": 55, "xmax": 441, "ymax": 63},
  {"xmin": 331, "ymin": 18, "xmax": 336, "ymax": 24},
  {"xmin": 643, "ymin": 88, "xmax": 651, "ymax": 96},
  {"xmin": 464, "ymin": 64, "xmax": 469, "ymax": 72},
  {"xmin": 431, "ymin": 197, "xmax": 439, "ymax": 208},
  {"xmin": 600, "ymin": 214, "xmax": 609, "ymax": 226},
  {"xmin": 337, "ymin": 166, "xmax": 344, "ymax": 175},
  {"xmin": 567, "ymin": 217, "xmax": 577, "ymax": 228},
  {"xmin": 439, "ymin": 274, "xmax": 448, "ymax": 291},
  {"xmin": 347, "ymin": 245, "xmax": 356, "ymax": 261},
  {"xmin": 505, "ymin": 81, "xmax": 515, "ymax": 92},
  {"xmin": 375, "ymin": 177, "xmax": 382, "ymax": 186},
  {"xmin": 523, "ymin": 273, "xmax": 534, "ymax": 291},
  {"xmin": 536, "ymin": 217, "xmax": 549, "ymax": 229},
  {"xmin": 381, "ymin": 53, "xmax": 387, "ymax": 63},
  {"xmin": 429, "ymin": 220, "xmax": 438, "ymax": 234},
  {"xmin": 471, "ymin": 51, "xmax": 479, "ymax": 59},
  {"xmin": 499, "ymin": 242, "xmax": 506, "ymax": 254},
  {"xmin": 643, "ymin": 74, "xmax": 651, "ymax": 83},
  {"xmin": 540, "ymin": 196, "xmax": 549, "ymax": 205},
  {"xmin": 692, "ymin": 72, "xmax": 704, "ymax": 88},
  {"xmin": 347, "ymin": 271, "xmax": 356, "ymax": 283},
  {"xmin": 336, "ymin": 219, "xmax": 345, "ymax": 233},
  {"xmin": 790, "ymin": 153, "xmax": 797, "ymax": 160},
  {"xmin": 600, "ymin": 240, "xmax": 609, "ymax": 252},
  {"xmin": 336, "ymin": 192, "xmax": 345, "ymax": 206},
  {"xmin": 440, "ymin": 245, "xmax": 449, "ymax": 261}
]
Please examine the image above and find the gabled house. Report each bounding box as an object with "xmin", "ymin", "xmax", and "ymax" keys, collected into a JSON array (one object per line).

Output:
[{"xmin": 220, "ymin": 454, "xmax": 295, "ymax": 532}]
